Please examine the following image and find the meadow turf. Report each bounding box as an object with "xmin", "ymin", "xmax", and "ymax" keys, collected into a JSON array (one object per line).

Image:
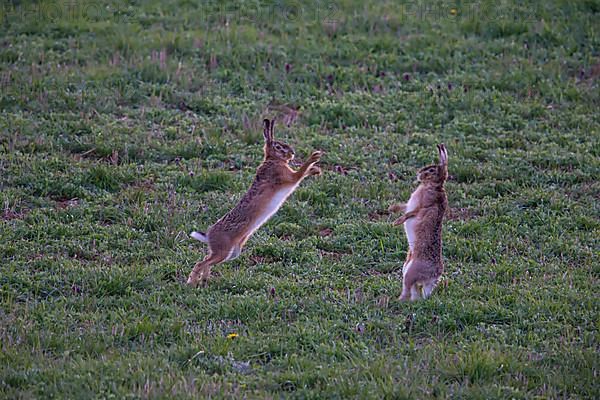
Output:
[{"xmin": 1, "ymin": 0, "xmax": 599, "ymax": 398}]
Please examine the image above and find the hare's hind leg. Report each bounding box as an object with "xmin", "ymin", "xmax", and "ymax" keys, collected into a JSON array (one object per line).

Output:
[
  {"xmin": 400, "ymin": 282, "xmax": 421, "ymax": 301},
  {"xmin": 422, "ymin": 278, "xmax": 439, "ymax": 299},
  {"xmin": 226, "ymin": 244, "xmax": 242, "ymax": 261},
  {"xmin": 399, "ymin": 274, "xmax": 417, "ymax": 301},
  {"xmin": 230, "ymin": 234, "xmax": 251, "ymax": 260},
  {"xmin": 402, "ymin": 251, "xmax": 413, "ymax": 275},
  {"xmin": 400, "ymin": 259, "xmax": 413, "ymax": 301},
  {"xmin": 399, "ymin": 283, "xmax": 411, "ymax": 301},
  {"xmin": 187, "ymin": 252, "xmax": 227, "ymax": 287},
  {"xmin": 224, "ymin": 234, "xmax": 250, "ymax": 262},
  {"xmin": 400, "ymin": 260, "xmax": 425, "ymax": 301},
  {"xmin": 410, "ymin": 284, "xmax": 422, "ymax": 301}
]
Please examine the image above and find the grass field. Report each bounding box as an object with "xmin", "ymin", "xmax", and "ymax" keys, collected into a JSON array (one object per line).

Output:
[{"xmin": 1, "ymin": 0, "xmax": 599, "ymax": 398}]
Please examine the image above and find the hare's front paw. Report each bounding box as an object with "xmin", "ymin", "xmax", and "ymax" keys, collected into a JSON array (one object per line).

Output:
[
  {"xmin": 187, "ymin": 274, "xmax": 209, "ymax": 288},
  {"xmin": 308, "ymin": 165, "xmax": 322, "ymax": 176},
  {"xmin": 186, "ymin": 274, "xmax": 199, "ymax": 287},
  {"xmin": 308, "ymin": 150, "xmax": 323, "ymax": 164}
]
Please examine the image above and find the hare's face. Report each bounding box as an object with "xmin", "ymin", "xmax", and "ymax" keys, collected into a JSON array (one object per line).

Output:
[
  {"xmin": 266, "ymin": 140, "xmax": 295, "ymax": 161},
  {"xmin": 417, "ymin": 164, "xmax": 445, "ymax": 184},
  {"xmin": 417, "ymin": 164, "xmax": 437, "ymax": 182},
  {"xmin": 262, "ymin": 119, "xmax": 295, "ymax": 161}
]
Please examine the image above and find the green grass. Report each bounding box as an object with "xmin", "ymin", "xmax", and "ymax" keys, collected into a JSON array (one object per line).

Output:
[{"xmin": 1, "ymin": 0, "xmax": 599, "ymax": 398}]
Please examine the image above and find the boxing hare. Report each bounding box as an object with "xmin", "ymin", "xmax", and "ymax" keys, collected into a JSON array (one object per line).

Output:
[
  {"xmin": 389, "ymin": 144, "xmax": 448, "ymax": 301},
  {"xmin": 187, "ymin": 119, "xmax": 323, "ymax": 286}
]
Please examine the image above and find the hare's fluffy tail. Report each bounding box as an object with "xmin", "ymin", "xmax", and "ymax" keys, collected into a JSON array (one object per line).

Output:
[{"xmin": 190, "ymin": 231, "xmax": 208, "ymax": 243}]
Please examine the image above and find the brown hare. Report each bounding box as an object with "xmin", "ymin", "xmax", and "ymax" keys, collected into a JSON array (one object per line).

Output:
[
  {"xmin": 389, "ymin": 144, "xmax": 448, "ymax": 301},
  {"xmin": 187, "ymin": 119, "xmax": 323, "ymax": 286}
]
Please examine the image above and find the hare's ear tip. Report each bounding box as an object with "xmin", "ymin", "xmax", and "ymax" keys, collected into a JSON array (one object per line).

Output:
[{"xmin": 263, "ymin": 118, "xmax": 270, "ymax": 126}]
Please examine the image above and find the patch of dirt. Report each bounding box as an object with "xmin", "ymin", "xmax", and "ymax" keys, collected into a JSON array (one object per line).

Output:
[
  {"xmin": 445, "ymin": 207, "xmax": 480, "ymax": 221},
  {"xmin": 368, "ymin": 209, "xmax": 389, "ymax": 221},
  {"xmin": 72, "ymin": 148, "xmax": 121, "ymax": 165},
  {"xmin": 249, "ymin": 255, "xmax": 267, "ymax": 266},
  {"xmin": 362, "ymin": 268, "xmax": 384, "ymax": 276},
  {"xmin": 318, "ymin": 228, "xmax": 333, "ymax": 237},
  {"xmin": 331, "ymin": 165, "xmax": 359, "ymax": 175},
  {"xmin": 564, "ymin": 183, "xmax": 599, "ymax": 201},
  {"xmin": 127, "ymin": 180, "xmax": 156, "ymax": 192},
  {"xmin": 590, "ymin": 62, "xmax": 600, "ymax": 80},
  {"xmin": 319, "ymin": 249, "xmax": 343, "ymax": 261},
  {"xmin": 55, "ymin": 198, "xmax": 79, "ymax": 209},
  {"xmin": 266, "ymin": 103, "xmax": 300, "ymax": 127},
  {"xmin": 376, "ymin": 295, "xmax": 390, "ymax": 309},
  {"xmin": 2, "ymin": 208, "xmax": 29, "ymax": 221}
]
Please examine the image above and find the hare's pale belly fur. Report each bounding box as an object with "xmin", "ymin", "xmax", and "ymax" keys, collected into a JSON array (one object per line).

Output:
[
  {"xmin": 403, "ymin": 191, "xmax": 419, "ymax": 253},
  {"xmin": 248, "ymin": 184, "xmax": 298, "ymax": 235}
]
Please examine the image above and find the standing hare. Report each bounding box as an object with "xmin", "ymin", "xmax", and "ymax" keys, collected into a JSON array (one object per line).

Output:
[
  {"xmin": 187, "ymin": 119, "xmax": 323, "ymax": 286},
  {"xmin": 389, "ymin": 144, "xmax": 448, "ymax": 301}
]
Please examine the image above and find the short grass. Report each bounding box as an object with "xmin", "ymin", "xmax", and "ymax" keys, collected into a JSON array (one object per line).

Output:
[{"xmin": 1, "ymin": 0, "xmax": 599, "ymax": 398}]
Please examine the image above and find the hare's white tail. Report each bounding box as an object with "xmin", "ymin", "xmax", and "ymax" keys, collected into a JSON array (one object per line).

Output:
[{"xmin": 190, "ymin": 231, "xmax": 208, "ymax": 243}]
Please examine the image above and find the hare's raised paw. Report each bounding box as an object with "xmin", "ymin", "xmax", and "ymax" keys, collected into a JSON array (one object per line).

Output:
[
  {"xmin": 308, "ymin": 165, "xmax": 322, "ymax": 176},
  {"xmin": 393, "ymin": 216, "xmax": 406, "ymax": 226},
  {"xmin": 308, "ymin": 150, "xmax": 323, "ymax": 163}
]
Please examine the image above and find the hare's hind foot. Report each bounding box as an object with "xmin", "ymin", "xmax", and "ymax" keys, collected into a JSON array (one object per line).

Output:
[
  {"xmin": 187, "ymin": 253, "xmax": 226, "ymax": 287},
  {"xmin": 399, "ymin": 283, "xmax": 423, "ymax": 301},
  {"xmin": 422, "ymin": 278, "xmax": 439, "ymax": 299},
  {"xmin": 399, "ymin": 278, "xmax": 439, "ymax": 301},
  {"xmin": 410, "ymin": 284, "xmax": 422, "ymax": 301}
]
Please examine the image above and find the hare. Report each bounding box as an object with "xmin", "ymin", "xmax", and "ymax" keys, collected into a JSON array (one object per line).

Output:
[
  {"xmin": 187, "ymin": 119, "xmax": 323, "ymax": 286},
  {"xmin": 389, "ymin": 144, "xmax": 448, "ymax": 301}
]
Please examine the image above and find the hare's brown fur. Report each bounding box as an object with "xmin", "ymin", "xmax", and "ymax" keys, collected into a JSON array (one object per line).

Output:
[
  {"xmin": 187, "ymin": 119, "xmax": 322, "ymax": 286},
  {"xmin": 389, "ymin": 144, "xmax": 448, "ymax": 301}
]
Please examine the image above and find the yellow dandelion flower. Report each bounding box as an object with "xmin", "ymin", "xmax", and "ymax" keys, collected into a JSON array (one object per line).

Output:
[
  {"xmin": 450, "ymin": 8, "xmax": 458, "ymax": 16},
  {"xmin": 227, "ymin": 333, "xmax": 239, "ymax": 339}
]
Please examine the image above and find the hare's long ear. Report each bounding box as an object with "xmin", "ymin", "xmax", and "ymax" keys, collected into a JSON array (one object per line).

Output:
[
  {"xmin": 437, "ymin": 144, "xmax": 448, "ymax": 166},
  {"xmin": 263, "ymin": 119, "xmax": 273, "ymax": 144},
  {"xmin": 269, "ymin": 118, "xmax": 275, "ymax": 140}
]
